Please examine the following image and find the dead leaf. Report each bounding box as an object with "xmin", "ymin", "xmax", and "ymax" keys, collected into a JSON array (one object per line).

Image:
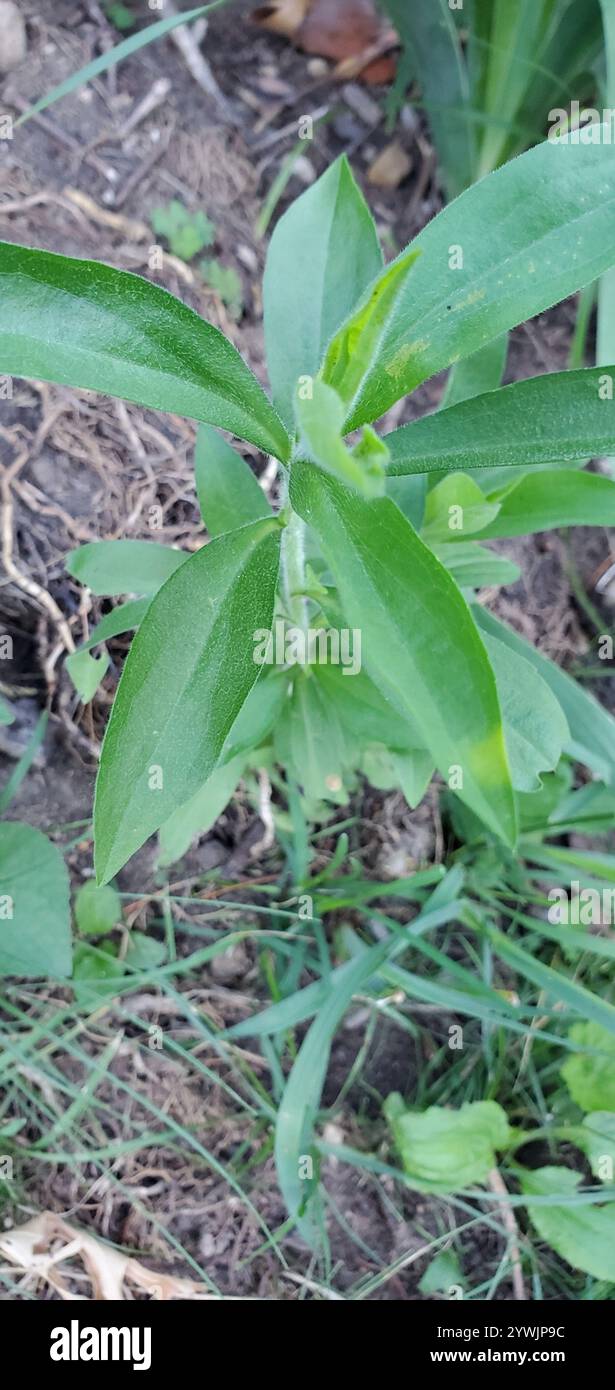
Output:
[
  {"xmin": 0, "ymin": 1212, "xmax": 212, "ymax": 1300},
  {"xmin": 367, "ymin": 140, "xmax": 413, "ymax": 188},
  {"xmin": 252, "ymin": 0, "xmax": 398, "ymax": 83}
]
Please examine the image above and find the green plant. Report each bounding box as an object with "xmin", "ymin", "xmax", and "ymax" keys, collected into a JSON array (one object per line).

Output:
[
  {"xmin": 385, "ymin": 1030, "xmax": 615, "ymax": 1285},
  {"xmin": 381, "ymin": 0, "xmax": 605, "ymax": 198},
  {"xmin": 0, "ymin": 715, "xmax": 71, "ymax": 978},
  {"xmin": 151, "ymin": 200, "xmax": 215, "ymax": 262},
  {"xmin": 2, "ymin": 138, "xmax": 615, "ymax": 896}
]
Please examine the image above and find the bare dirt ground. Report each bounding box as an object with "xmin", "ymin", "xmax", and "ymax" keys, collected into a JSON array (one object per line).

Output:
[{"xmin": 1, "ymin": 0, "xmax": 614, "ymax": 1300}]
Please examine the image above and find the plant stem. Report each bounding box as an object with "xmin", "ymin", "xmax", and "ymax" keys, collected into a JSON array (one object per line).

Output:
[{"xmin": 282, "ymin": 506, "xmax": 307, "ymax": 630}]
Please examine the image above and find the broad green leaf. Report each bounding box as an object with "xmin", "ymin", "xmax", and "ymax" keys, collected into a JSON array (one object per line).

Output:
[
  {"xmin": 274, "ymin": 673, "xmax": 351, "ymax": 804},
  {"xmin": 476, "ymin": 468, "xmax": 615, "ymax": 538},
  {"xmin": 158, "ymin": 753, "xmax": 245, "ymax": 866},
  {"xmin": 419, "ymin": 1250, "xmax": 464, "ymax": 1296},
  {"xmin": 519, "ymin": 1166, "xmax": 615, "ymax": 1282},
  {"xmin": 94, "ymin": 517, "xmax": 282, "ymax": 883},
  {"xmin": 474, "ymin": 605, "xmax": 615, "ymax": 786},
  {"xmin": 598, "ymin": 0, "xmax": 615, "ymax": 464},
  {"xmin": 386, "ymin": 368, "xmax": 615, "ymax": 477},
  {"xmin": 65, "ymin": 648, "xmax": 110, "ymax": 703},
  {"xmin": 482, "ymin": 631, "xmax": 569, "ymax": 792},
  {"xmin": 0, "ymin": 823, "xmax": 71, "ymax": 977},
  {"xmin": 435, "ymin": 541, "xmax": 521, "ymax": 588},
  {"xmin": 422, "ymin": 472, "xmax": 500, "ymax": 542},
  {"xmin": 314, "ymin": 663, "xmax": 424, "ymax": 753},
  {"xmin": 221, "ymin": 670, "xmax": 288, "ymax": 763},
  {"xmin": 290, "ymin": 461, "xmax": 517, "ymax": 843},
  {"xmin": 195, "ymin": 424, "xmax": 272, "ymax": 536},
  {"xmin": 580, "ymin": 1113, "xmax": 615, "ymax": 1181},
  {"xmin": 295, "ymin": 379, "xmax": 387, "ymax": 497},
  {"xmin": 77, "ymin": 598, "xmax": 150, "ymax": 651},
  {"xmin": 74, "ymin": 880, "xmax": 121, "ymax": 936},
  {"xmin": 562, "ymin": 1022, "xmax": 615, "ymax": 1111},
  {"xmin": 67, "ymin": 540, "xmax": 187, "ymax": 596},
  {"xmin": 263, "ymin": 155, "xmax": 383, "ymax": 429},
  {"xmin": 0, "ymin": 242, "xmax": 289, "ymax": 462},
  {"xmin": 384, "ymin": 1096, "xmax": 511, "ymax": 1192},
  {"xmin": 329, "ymin": 138, "xmax": 615, "ymax": 431}
]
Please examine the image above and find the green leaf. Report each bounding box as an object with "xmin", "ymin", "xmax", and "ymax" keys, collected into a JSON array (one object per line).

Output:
[
  {"xmin": 384, "ymin": 1096, "xmax": 511, "ymax": 1192},
  {"xmin": 0, "ymin": 695, "xmax": 14, "ymax": 726},
  {"xmin": 74, "ymin": 880, "xmax": 121, "ymax": 936},
  {"xmin": 519, "ymin": 1166, "xmax": 615, "ymax": 1282},
  {"xmin": 0, "ymin": 823, "xmax": 71, "ymax": 977},
  {"xmin": 275, "ymin": 936, "xmax": 400, "ymax": 1244},
  {"xmin": 422, "ymin": 472, "xmax": 501, "ymax": 542},
  {"xmin": 94, "ymin": 517, "xmax": 282, "ymax": 883},
  {"xmin": 386, "ymin": 369, "xmax": 615, "ymax": 477},
  {"xmin": 263, "ymin": 155, "xmax": 383, "ymax": 429},
  {"xmin": 158, "ymin": 753, "xmax": 245, "ymax": 866},
  {"xmin": 580, "ymin": 1113, "xmax": 615, "ymax": 1182},
  {"xmin": 329, "ymin": 138, "xmax": 615, "ymax": 431},
  {"xmin": 66, "ymin": 540, "xmax": 187, "ymax": 596},
  {"xmin": 434, "ymin": 541, "xmax": 520, "ymax": 588},
  {"xmin": 474, "ymin": 606, "xmax": 615, "ymax": 786},
  {"xmin": 65, "ymin": 648, "xmax": 110, "ymax": 702},
  {"xmin": 485, "ymin": 929, "xmax": 615, "ymax": 1038},
  {"xmin": 77, "ymin": 598, "xmax": 150, "ymax": 651},
  {"xmin": 440, "ymin": 334, "xmax": 508, "ymax": 411},
  {"xmin": 562, "ymin": 1022, "xmax": 615, "ymax": 1111},
  {"xmin": 151, "ymin": 201, "xmax": 215, "ymax": 260},
  {"xmin": 476, "ymin": 468, "xmax": 615, "ymax": 538},
  {"xmin": 221, "ymin": 670, "xmax": 288, "ymax": 763},
  {"xmin": 274, "ymin": 672, "xmax": 351, "ymax": 804},
  {"xmin": 0, "ymin": 241, "xmax": 289, "ymax": 463},
  {"xmin": 482, "ymin": 631, "xmax": 569, "ymax": 792},
  {"xmin": 418, "ymin": 1249, "xmax": 465, "ymax": 1295},
  {"xmin": 72, "ymin": 941, "xmax": 125, "ymax": 999},
  {"xmin": 194, "ymin": 424, "xmax": 272, "ymax": 537},
  {"xmin": 290, "ymin": 462, "xmax": 517, "ymax": 843},
  {"xmin": 295, "ymin": 379, "xmax": 387, "ymax": 497},
  {"xmin": 200, "ymin": 259, "xmax": 243, "ymax": 319},
  {"xmin": 382, "ymin": 0, "xmax": 475, "ymax": 199},
  {"xmin": 321, "ymin": 246, "xmax": 421, "ymax": 417}
]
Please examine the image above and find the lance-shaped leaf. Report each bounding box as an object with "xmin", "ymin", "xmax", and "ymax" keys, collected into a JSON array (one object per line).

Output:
[
  {"xmin": 263, "ymin": 154, "xmax": 383, "ymax": 429},
  {"xmin": 475, "ymin": 468, "xmax": 615, "ymax": 538},
  {"xmin": 195, "ymin": 424, "xmax": 272, "ymax": 537},
  {"xmin": 324, "ymin": 136, "xmax": 615, "ymax": 431},
  {"xmin": 482, "ymin": 630, "xmax": 569, "ymax": 792},
  {"xmin": 94, "ymin": 517, "xmax": 282, "ymax": 883},
  {"xmin": 0, "ymin": 241, "xmax": 290, "ymax": 462},
  {"xmin": 474, "ymin": 605, "xmax": 615, "ymax": 787},
  {"xmin": 290, "ymin": 461, "xmax": 517, "ymax": 844},
  {"xmin": 386, "ymin": 368, "xmax": 615, "ymax": 476},
  {"xmin": 67, "ymin": 540, "xmax": 187, "ymax": 596}
]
